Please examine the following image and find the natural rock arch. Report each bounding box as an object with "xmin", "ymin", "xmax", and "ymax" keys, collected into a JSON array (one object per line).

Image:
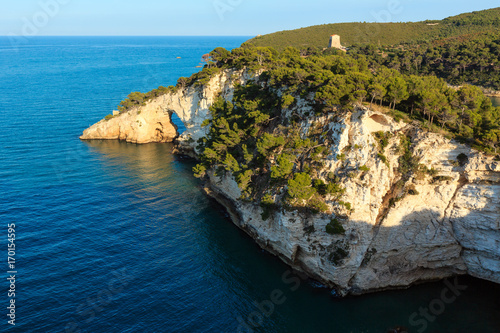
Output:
[{"xmin": 81, "ymin": 68, "xmax": 249, "ymax": 147}]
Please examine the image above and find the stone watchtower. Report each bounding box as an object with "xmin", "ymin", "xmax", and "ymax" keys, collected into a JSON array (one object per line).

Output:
[{"xmin": 329, "ymin": 34, "xmax": 341, "ymax": 49}]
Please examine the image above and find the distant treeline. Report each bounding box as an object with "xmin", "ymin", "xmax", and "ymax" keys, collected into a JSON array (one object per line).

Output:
[{"xmin": 350, "ymin": 32, "xmax": 500, "ymax": 90}]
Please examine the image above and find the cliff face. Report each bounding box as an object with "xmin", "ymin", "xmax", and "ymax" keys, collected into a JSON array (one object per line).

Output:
[
  {"xmin": 80, "ymin": 99, "xmax": 178, "ymax": 144},
  {"xmin": 81, "ymin": 69, "xmax": 500, "ymax": 295},
  {"xmin": 203, "ymin": 108, "xmax": 499, "ymax": 295}
]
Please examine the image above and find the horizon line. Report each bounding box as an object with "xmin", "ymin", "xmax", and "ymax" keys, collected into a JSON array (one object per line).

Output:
[{"xmin": 1, "ymin": 35, "xmax": 255, "ymax": 37}]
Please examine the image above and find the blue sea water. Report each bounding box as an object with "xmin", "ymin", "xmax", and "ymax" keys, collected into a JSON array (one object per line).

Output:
[{"xmin": 0, "ymin": 36, "xmax": 499, "ymax": 333}]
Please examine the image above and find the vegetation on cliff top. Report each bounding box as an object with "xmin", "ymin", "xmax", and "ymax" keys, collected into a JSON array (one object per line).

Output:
[
  {"xmin": 117, "ymin": 86, "xmax": 176, "ymax": 113},
  {"xmin": 349, "ymin": 32, "xmax": 500, "ymax": 90},
  {"xmin": 186, "ymin": 43, "xmax": 499, "ymax": 215}
]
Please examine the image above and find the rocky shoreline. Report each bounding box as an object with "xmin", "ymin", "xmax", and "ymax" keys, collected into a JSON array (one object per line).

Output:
[{"xmin": 482, "ymin": 89, "xmax": 500, "ymax": 97}]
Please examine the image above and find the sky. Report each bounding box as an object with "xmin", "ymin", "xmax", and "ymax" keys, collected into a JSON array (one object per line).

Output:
[{"xmin": 1, "ymin": 0, "xmax": 499, "ymax": 37}]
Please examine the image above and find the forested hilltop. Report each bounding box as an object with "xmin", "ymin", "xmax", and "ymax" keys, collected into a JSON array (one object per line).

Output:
[
  {"xmin": 248, "ymin": 8, "xmax": 500, "ymax": 91},
  {"xmin": 248, "ymin": 7, "xmax": 500, "ymax": 50},
  {"xmin": 349, "ymin": 32, "xmax": 500, "ymax": 90}
]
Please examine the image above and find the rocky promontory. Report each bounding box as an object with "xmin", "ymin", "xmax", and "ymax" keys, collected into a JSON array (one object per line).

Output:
[{"xmin": 80, "ymin": 100, "xmax": 178, "ymax": 144}]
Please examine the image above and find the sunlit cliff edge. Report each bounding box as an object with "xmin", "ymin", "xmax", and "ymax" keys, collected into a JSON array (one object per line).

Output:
[{"xmin": 81, "ymin": 69, "xmax": 500, "ymax": 296}]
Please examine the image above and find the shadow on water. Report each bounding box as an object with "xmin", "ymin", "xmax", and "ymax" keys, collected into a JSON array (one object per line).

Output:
[
  {"xmin": 490, "ymin": 96, "xmax": 500, "ymax": 107},
  {"xmin": 79, "ymin": 140, "xmax": 500, "ymax": 333},
  {"xmin": 83, "ymin": 140, "xmax": 184, "ymax": 183}
]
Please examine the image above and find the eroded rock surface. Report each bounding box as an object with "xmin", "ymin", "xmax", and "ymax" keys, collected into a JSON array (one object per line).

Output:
[
  {"xmin": 80, "ymin": 100, "xmax": 178, "ymax": 144},
  {"xmin": 81, "ymin": 69, "xmax": 500, "ymax": 295}
]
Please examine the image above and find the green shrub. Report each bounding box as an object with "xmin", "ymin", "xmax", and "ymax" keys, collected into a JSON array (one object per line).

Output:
[
  {"xmin": 201, "ymin": 119, "xmax": 211, "ymax": 128},
  {"xmin": 336, "ymin": 153, "xmax": 346, "ymax": 162},
  {"xmin": 281, "ymin": 94, "xmax": 295, "ymax": 109},
  {"xmin": 257, "ymin": 133, "xmax": 286, "ymax": 155},
  {"xmin": 407, "ymin": 184, "xmax": 419, "ymax": 195},
  {"xmin": 377, "ymin": 153, "xmax": 389, "ymax": 166},
  {"xmin": 288, "ymin": 173, "xmax": 316, "ymax": 201},
  {"xmin": 260, "ymin": 193, "xmax": 275, "ymax": 220},
  {"xmin": 303, "ymin": 164, "xmax": 312, "ymax": 174},
  {"xmin": 397, "ymin": 140, "xmax": 419, "ymax": 175},
  {"xmin": 326, "ymin": 218, "xmax": 345, "ymax": 235},
  {"xmin": 326, "ymin": 183, "xmax": 345, "ymax": 198},
  {"xmin": 373, "ymin": 131, "xmax": 392, "ymax": 150},
  {"xmin": 237, "ymin": 170, "xmax": 254, "ymax": 194},
  {"xmin": 193, "ymin": 164, "xmax": 206, "ymax": 178},
  {"xmin": 313, "ymin": 179, "xmax": 327, "ymax": 195},
  {"xmin": 309, "ymin": 197, "xmax": 329, "ymax": 213},
  {"xmin": 431, "ymin": 175, "xmax": 453, "ymax": 184},
  {"xmin": 420, "ymin": 166, "xmax": 439, "ymax": 176},
  {"xmin": 359, "ymin": 165, "xmax": 370, "ymax": 172},
  {"xmin": 338, "ymin": 201, "xmax": 352, "ymax": 210},
  {"xmin": 271, "ymin": 153, "xmax": 295, "ymax": 180},
  {"xmin": 389, "ymin": 109, "xmax": 408, "ymax": 123},
  {"xmin": 117, "ymin": 86, "xmax": 177, "ymax": 113},
  {"xmin": 223, "ymin": 153, "xmax": 240, "ymax": 173},
  {"xmin": 415, "ymin": 165, "xmax": 437, "ymax": 180}
]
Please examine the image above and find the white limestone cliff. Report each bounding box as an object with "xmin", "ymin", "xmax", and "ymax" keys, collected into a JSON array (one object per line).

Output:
[
  {"xmin": 81, "ymin": 68, "xmax": 253, "ymax": 146},
  {"xmin": 79, "ymin": 102, "xmax": 178, "ymax": 144},
  {"xmin": 81, "ymin": 69, "xmax": 500, "ymax": 295}
]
